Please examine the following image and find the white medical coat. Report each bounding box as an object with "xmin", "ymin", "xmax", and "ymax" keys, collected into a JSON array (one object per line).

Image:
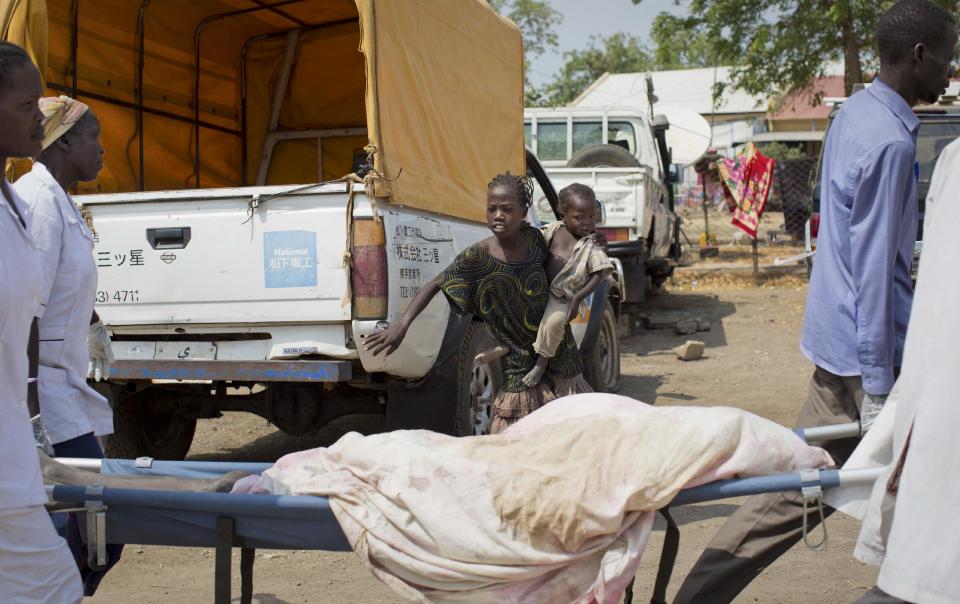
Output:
[
  {"xmin": 0, "ymin": 183, "xmax": 47, "ymax": 509},
  {"xmin": 15, "ymin": 162, "xmax": 113, "ymax": 444},
  {"xmin": 842, "ymin": 137, "xmax": 960, "ymax": 603}
]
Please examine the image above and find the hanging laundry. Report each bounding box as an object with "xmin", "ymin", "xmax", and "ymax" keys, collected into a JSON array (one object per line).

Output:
[{"xmin": 718, "ymin": 142, "xmax": 776, "ymax": 238}]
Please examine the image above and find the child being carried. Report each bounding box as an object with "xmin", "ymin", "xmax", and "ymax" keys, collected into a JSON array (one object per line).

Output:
[{"xmin": 476, "ymin": 183, "xmax": 613, "ymax": 387}]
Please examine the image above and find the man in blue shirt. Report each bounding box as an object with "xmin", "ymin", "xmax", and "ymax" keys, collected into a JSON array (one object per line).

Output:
[{"xmin": 676, "ymin": 2, "xmax": 957, "ymax": 602}]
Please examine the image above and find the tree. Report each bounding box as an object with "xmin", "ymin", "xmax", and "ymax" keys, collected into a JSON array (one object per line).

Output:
[
  {"xmin": 488, "ymin": 0, "xmax": 563, "ymax": 104},
  {"xmin": 636, "ymin": 0, "xmax": 958, "ymax": 97},
  {"xmin": 534, "ymin": 28, "xmax": 715, "ymax": 107},
  {"xmin": 649, "ymin": 23, "xmax": 715, "ymax": 70},
  {"xmin": 758, "ymin": 141, "xmax": 806, "ymax": 162},
  {"xmin": 539, "ymin": 32, "xmax": 655, "ymax": 106}
]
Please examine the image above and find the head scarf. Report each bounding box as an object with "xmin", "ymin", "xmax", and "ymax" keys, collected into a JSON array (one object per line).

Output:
[{"xmin": 38, "ymin": 95, "xmax": 89, "ymax": 151}]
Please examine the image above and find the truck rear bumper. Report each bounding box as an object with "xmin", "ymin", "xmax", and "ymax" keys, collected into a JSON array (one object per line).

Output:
[{"xmin": 110, "ymin": 359, "xmax": 352, "ymax": 382}]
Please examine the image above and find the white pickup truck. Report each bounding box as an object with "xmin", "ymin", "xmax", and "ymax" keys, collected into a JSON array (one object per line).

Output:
[
  {"xmin": 524, "ymin": 108, "xmax": 682, "ymax": 307},
  {"xmin": 42, "ymin": 0, "xmax": 621, "ymax": 459},
  {"xmin": 84, "ymin": 152, "xmax": 621, "ymax": 459}
]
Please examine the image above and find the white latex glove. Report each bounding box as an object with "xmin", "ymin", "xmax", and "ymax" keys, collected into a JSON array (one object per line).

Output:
[
  {"xmin": 87, "ymin": 320, "xmax": 114, "ymax": 382},
  {"xmin": 860, "ymin": 392, "xmax": 888, "ymax": 435},
  {"xmin": 31, "ymin": 414, "xmax": 55, "ymax": 456}
]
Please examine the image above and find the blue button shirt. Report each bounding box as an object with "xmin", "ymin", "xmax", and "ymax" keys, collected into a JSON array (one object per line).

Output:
[{"xmin": 801, "ymin": 79, "xmax": 919, "ymax": 395}]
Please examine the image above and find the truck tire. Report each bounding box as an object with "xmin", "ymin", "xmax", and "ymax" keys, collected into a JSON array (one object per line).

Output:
[
  {"xmin": 583, "ymin": 304, "xmax": 620, "ymax": 392},
  {"xmin": 103, "ymin": 388, "xmax": 197, "ymax": 460},
  {"xmin": 567, "ymin": 144, "xmax": 641, "ymax": 169},
  {"xmin": 455, "ymin": 322, "xmax": 503, "ymax": 436}
]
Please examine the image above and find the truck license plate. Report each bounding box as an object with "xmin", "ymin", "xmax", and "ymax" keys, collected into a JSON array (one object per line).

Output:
[{"xmin": 154, "ymin": 343, "xmax": 216, "ymax": 361}]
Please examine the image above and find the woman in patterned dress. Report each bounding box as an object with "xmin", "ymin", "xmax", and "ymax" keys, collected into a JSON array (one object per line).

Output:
[{"xmin": 364, "ymin": 173, "xmax": 591, "ymax": 434}]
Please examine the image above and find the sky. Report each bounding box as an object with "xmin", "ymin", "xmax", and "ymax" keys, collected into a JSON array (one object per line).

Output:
[{"xmin": 527, "ymin": 0, "xmax": 689, "ymax": 87}]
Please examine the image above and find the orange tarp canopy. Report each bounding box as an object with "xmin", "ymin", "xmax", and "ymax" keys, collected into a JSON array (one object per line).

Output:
[{"xmin": 2, "ymin": 0, "xmax": 525, "ymax": 223}]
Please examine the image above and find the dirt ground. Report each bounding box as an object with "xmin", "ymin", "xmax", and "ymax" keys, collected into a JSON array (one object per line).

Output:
[{"xmin": 85, "ymin": 282, "xmax": 879, "ymax": 604}]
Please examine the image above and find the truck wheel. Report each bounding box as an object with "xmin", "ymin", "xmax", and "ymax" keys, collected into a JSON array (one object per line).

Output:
[
  {"xmin": 455, "ymin": 322, "xmax": 503, "ymax": 436},
  {"xmin": 567, "ymin": 144, "xmax": 641, "ymax": 169},
  {"xmin": 103, "ymin": 389, "xmax": 198, "ymax": 460},
  {"xmin": 583, "ymin": 305, "xmax": 620, "ymax": 392}
]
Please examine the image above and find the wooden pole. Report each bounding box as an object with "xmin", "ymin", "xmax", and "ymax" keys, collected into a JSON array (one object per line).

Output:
[
  {"xmin": 752, "ymin": 237, "xmax": 760, "ymax": 286},
  {"xmin": 702, "ymin": 199, "xmax": 711, "ymax": 243}
]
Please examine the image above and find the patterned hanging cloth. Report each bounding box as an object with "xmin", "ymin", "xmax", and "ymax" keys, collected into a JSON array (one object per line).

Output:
[{"xmin": 718, "ymin": 142, "xmax": 776, "ymax": 238}]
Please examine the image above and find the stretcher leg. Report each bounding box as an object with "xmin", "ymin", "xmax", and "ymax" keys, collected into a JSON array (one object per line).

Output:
[
  {"xmin": 651, "ymin": 508, "xmax": 679, "ymax": 604},
  {"xmin": 624, "ymin": 508, "xmax": 680, "ymax": 604},
  {"xmin": 241, "ymin": 547, "xmax": 255, "ymax": 604},
  {"xmin": 213, "ymin": 515, "xmax": 256, "ymax": 604},
  {"xmin": 215, "ymin": 517, "xmax": 233, "ymax": 604}
]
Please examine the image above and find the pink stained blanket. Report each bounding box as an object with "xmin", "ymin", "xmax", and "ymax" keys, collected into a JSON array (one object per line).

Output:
[{"xmin": 234, "ymin": 394, "xmax": 833, "ymax": 603}]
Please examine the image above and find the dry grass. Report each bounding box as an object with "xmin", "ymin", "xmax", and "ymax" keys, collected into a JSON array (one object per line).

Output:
[
  {"xmin": 653, "ymin": 207, "xmax": 813, "ymax": 291},
  {"xmin": 678, "ymin": 208, "xmax": 797, "ymax": 244},
  {"xmin": 668, "ymin": 270, "xmax": 809, "ymax": 291},
  {"xmin": 691, "ymin": 244, "xmax": 807, "ymax": 265}
]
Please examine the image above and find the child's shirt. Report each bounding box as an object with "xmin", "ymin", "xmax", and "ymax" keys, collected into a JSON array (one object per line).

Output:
[{"xmin": 541, "ymin": 221, "xmax": 613, "ymax": 299}]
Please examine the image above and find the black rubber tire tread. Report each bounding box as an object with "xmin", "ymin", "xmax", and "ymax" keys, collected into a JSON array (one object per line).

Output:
[
  {"xmin": 103, "ymin": 391, "xmax": 197, "ymax": 460},
  {"xmin": 101, "ymin": 394, "xmax": 141, "ymax": 460},
  {"xmin": 583, "ymin": 304, "xmax": 621, "ymax": 392},
  {"xmin": 567, "ymin": 143, "xmax": 642, "ymax": 168},
  {"xmin": 454, "ymin": 322, "xmax": 503, "ymax": 436}
]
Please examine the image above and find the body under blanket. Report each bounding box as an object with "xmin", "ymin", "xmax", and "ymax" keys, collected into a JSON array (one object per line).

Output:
[{"xmin": 233, "ymin": 393, "xmax": 833, "ymax": 603}]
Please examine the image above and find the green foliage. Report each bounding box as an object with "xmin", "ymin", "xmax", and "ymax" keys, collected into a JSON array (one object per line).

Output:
[
  {"xmin": 757, "ymin": 141, "xmax": 805, "ymax": 162},
  {"xmin": 488, "ymin": 0, "xmax": 563, "ymax": 104},
  {"xmin": 490, "ymin": 0, "xmax": 723, "ymax": 107},
  {"xmin": 489, "ymin": 0, "xmax": 562, "ymax": 60},
  {"xmin": 539, "ymin": 32, "xmax": 653, "ymax": 106},
  {"xmin": 634, "ymin": 0, "xmax": 958, "ymax": 99},
  {"xmin": 535, "ymin": 28, "xmax": 716, "ymax": 107},
  {"xmin": 649, "ymin": 17, "xmax": 715, "ymax": 70}
]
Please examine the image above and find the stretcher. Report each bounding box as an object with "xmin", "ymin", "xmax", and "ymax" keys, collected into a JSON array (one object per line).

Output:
[{"xmin": 48, "ymin": 422, "xmax": 880, "ymax": 604}]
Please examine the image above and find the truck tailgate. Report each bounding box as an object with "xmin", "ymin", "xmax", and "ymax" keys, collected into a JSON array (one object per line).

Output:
[{"xmin": 81, "ymin": 185, "xmax": 351, "ymax": 327}]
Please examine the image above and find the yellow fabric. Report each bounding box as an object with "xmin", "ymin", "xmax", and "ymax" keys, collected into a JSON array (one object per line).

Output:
[
  {"xmin": 3, "ymin": 0, "xmax": 524, "ymax": 223},
  {"xmin": 0, "ymin": 0, "xmax": 46, "ymax": 85},
  {"xmin": 38, "ymin": 94, "xmax": 88, "ymax": 150},
  {"xmin": 358, "ymin": 0, "xmax": 525, "ymax": 223}
]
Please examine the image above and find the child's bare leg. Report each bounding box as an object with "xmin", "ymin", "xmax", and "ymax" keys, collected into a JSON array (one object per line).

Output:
[
  {"xmin": 526, "ymin": 294, "xmax": 568, "ymax": 387},
  {"xmin": 39, "ymin": 453, "xmax": 250, "ymax": 494},
  {"xmin": 522, "ymin": 355, "xmax": 549, "ymax": 387},
  {"xmin": 475, "ymin": 344, "xmax": 509, "ymax": 365}
]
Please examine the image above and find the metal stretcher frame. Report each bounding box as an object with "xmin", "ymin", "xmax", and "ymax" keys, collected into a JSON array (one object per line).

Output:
[{"xmin": 48, "ymin": 422, "xmax": 880, "ymax": 604}]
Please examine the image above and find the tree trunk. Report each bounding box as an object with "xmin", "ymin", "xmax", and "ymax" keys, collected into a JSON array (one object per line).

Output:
[{"xmin": 840, "ymin": 16, "xmax": 863, "ymax": 96}]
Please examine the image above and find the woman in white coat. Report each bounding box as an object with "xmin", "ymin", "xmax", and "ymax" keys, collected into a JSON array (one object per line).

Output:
[
  {"xmin": 15, "ymin": 96, "xmax": 113, "ymax": 450},
  {"xmin": 0, "ymin": 41, "xmax": 83, "ymax": 604},
  {"xmin": 14, "ymin": 95, "xmax": 119, "ymax": 595}
]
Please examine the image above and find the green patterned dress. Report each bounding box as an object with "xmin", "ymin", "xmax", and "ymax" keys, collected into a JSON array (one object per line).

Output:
[{"xmin": 434, "ymin": 224, "xmax": 591, "ymax": 433}]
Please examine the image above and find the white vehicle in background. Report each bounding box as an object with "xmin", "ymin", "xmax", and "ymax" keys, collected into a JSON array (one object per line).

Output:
[
  {"xmin": 524, "ymin": 106, "xmax": 709, "ymax": 308},
  {"xmin": 32, "ymin": 0, "xmax": 623, "ymax": 460}
]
